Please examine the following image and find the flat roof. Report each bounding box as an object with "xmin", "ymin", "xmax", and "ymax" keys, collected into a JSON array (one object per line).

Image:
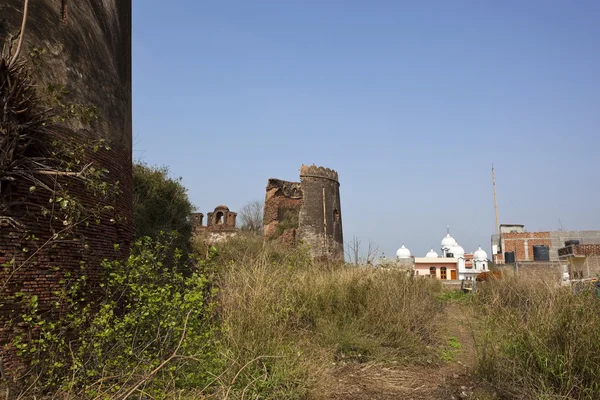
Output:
[{"xmin": 414, "ymin": 257, "xmax": 458, "ymax": 263}]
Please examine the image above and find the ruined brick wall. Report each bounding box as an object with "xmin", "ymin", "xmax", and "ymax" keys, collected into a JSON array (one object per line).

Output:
[
  {"xmin": 192, "ymin": 207, "xmax": 238, "ymax": 245},
  {"xmin": 298, "ymin": 165, "xmax": 344, "ymax": 261},
  {"xmin": 263, "ymin": 166, "xmax": 344, "ymax": 261},
  {"xmin": 263, "ymin": 179, "xmax": 303, "ymax": 239},
  {"xmin": 206, "ymin": 206, "xmax": 237, "ymax": 229},
  {"xmin": 191, "ymin": 213, "xmax": 205, "ymax": 230},
  {"xmin": 0, "ymin": 0, "xmax": 132, "ymax": 376},
  {"xmin": 263, "ymin": 165, "xmax": 344, "ymax": 261}
]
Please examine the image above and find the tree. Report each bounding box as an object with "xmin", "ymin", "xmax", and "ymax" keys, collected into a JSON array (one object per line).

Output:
[
  {"xmin": 133, "ymin": 162, "xmax": 194, "ymax": 252},
  {"xmin": 345, "ymin": 236, "xmax": 379, "ymax": 266},
  {"xmin": 238, "ymin": 200, "xmax": 264, "ymax": 235}
]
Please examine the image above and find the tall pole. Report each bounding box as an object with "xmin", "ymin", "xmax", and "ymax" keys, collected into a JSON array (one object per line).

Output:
[{"xmin": 492, "ymin": 164, "xmax": 499, "ymax": 236}]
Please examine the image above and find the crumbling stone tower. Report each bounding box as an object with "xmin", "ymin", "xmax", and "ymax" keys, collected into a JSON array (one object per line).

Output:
[
  {"xmin": 263, "ymin": 165, "xmax": 344, "ymax": 261},
  {"xmin": 0, "ymin": 0, "xmax": 132, "ymax": 374}
]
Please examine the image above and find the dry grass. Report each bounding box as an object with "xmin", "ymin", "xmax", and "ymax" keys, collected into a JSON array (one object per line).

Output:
[
  {"xmin": 201, "ymin": 236, "xmax": 445, "ymax": 399},
  {"xmin": 473, "ymin": 274, "xmax": 600, "ymax": 399}
]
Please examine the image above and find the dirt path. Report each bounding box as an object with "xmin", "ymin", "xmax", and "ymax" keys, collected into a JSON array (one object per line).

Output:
[{"xmin": 323, "ymin": 301, "xmax": 490, "ymax": 400}]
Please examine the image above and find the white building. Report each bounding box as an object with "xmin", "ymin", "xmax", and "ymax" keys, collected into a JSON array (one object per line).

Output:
[{"xmin": 396, "ymin": 228, "xmax": 489, "ymax": 281}]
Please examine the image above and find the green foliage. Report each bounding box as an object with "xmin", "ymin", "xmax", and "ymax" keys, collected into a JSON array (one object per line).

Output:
[
  {"xmin": 270, "ymin": 209, "xmax": 299, "ymax": 239},
  {"xmin": 473, "ymin": 276, "xmax": 600, "ymax": 399},
  {"xmin": 440, "ymin": 336, "xmax": 462, "ymax": 362},
  {"xmin": 12, "ymin": 235, "xmax": 220, "ymax": 399},
  {"xmin": 437, "ymin": 290, "xmax": 472, "ymax": 304},
  {"xmin": 133, "ymin": 162, "xmax": 194, "ymax": 254}
]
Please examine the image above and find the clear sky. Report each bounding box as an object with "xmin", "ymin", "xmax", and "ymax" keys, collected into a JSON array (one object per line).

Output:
[{"xmin": 132, "ymin": 0, "xmax": 600, "ymax": 260}]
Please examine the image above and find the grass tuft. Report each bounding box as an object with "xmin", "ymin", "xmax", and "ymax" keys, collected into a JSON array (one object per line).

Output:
[
  {"xmin": 473, "ymin": 275, "xmax": 600, "ymax": 399},
  {"xmin": 205, "ymin": 236, "xmax": 444, "ymax": 398}
]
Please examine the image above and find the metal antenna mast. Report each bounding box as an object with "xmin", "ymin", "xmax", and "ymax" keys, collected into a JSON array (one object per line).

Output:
[{"xmin": 492, "ymin": 164, "xmax": 499, "ymax": 236}]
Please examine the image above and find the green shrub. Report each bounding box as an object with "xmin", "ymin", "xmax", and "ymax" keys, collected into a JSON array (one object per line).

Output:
[
  {"xmin": 12, "ymin": 234, "xmax": 220, "ymax": 399},
  {"xmin": 133, "ymin": 162, "xmax": 195, "ymax": 255}
]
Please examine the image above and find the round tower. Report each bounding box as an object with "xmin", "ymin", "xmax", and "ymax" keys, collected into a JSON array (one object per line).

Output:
[
  {"xmin": 298, "ymin": 164, "xmax": 343, "ymax": 261},
  {"xmin": 0, "ymin": 0, "xmax": 132, "ymax": 374}
]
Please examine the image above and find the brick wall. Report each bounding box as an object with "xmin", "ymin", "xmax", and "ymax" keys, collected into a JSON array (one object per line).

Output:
[
  {"xmin": 263, "ymin": 166, "xmax": 344, "ymax": 262},
  {"xmin": 0, "ymin": 143, "xmax": 132, "ymax": 376},
  {"xmin": 501, "ymin": 232, "xmax": 551, "ymax": 261},
  {"xmin": 263, "ymin": 179, "xmax": 303, "ymax": 238},
  {"xmin": 0, "ymin": 0, "xmax": 132, "ymax": 377},
  {"xmin": 573, "ymin": 244, "xmax": 600, "ymax": 256}
]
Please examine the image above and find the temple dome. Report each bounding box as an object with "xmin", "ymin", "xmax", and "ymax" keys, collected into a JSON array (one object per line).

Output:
[
  {"xmin": 396, "ymin": 245, "xmax": 411, "ymax": 259},
  {"xmin": 474, "ymin": 247, "xmax": 488, "ymax": 261},
  {"xmin": 441, "ymin": 233, "xmax": 457, "ymax": 250},
  {"xmin": 450, "ymin": 244, "xmax": 465, "ymax": 257},
  {"xmin": 426, "ymin": 249, "xmax": 439, "ymax": 258}
]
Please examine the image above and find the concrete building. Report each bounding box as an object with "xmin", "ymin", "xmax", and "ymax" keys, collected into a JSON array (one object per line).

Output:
[
  {"xmin": 491, "ymin": 224, "xmax": 600, "ymax": 264},
  {"xmin": 558, "ymin": 243, "xmax": 600, "ymax": 280},
  {"xmin": 396, "ymin": 229, "xmax": 489, "ymax": 280}
]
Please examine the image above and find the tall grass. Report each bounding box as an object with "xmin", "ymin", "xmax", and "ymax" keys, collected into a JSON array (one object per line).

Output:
[
  {"xmin": 205, "ymin": 236, "xmax": 444, "ymax": 399},
  {"xmin": 473, "ymin": 275, "xmax": 600, "ymax": 399}
]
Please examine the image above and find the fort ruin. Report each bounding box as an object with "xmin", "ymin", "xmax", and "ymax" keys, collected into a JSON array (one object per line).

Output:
[
  {"xmin": 263, "ymin": 165, "xmax": 344, "ymax": 261},
  {"xmin": 191, "ymin": 205, "xmax": 239, "ymax": 243}
]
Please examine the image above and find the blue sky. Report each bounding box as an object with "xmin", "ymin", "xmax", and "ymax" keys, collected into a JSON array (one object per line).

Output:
[{"xmin": 132, "ymin": 0, "xmax": 600, "ymax": 259}]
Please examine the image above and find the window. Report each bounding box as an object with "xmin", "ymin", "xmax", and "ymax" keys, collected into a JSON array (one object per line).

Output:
[
  {"xmin": 216, "ymin": 211, "xmax": 224, "ymax": 224},
  {"xmin": 429, "ymin": 266, "xmax": 436, "ymax": 278},
  {"xmin": 440, "ymin": 267, "xmax": 447, "ymax": 280}
]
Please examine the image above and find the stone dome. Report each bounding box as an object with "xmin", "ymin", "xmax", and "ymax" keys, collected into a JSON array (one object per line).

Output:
[
  {"xmin": 396, "ymin": 245, "xmax": 411, "ymax": 259},
  {"xmin": 473, "ymin": 247, "xmax": 488, "ymax": 261},
  {"xmin": 441, "ymin": 233, "xmax": 458, "ymax": 250},
  {"xmin": 426, "ymin": 249, "xmax": 439, "ymax": 258},
  {"xmin": 449, "ymin": 244, "xmax": 465, "ymax": 257}
]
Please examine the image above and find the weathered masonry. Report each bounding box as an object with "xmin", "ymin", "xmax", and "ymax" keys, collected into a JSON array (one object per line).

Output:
[
  {"xmin": 191, "ymin": 205, "xmax": 239, "ymax": 243},
  {"xmin": 1, "ymin": 0, "xmax": 132, "ymax": 376},
  {"xmin": 263, "ymin": 165, "xmax": 344, "ymax": 261}
]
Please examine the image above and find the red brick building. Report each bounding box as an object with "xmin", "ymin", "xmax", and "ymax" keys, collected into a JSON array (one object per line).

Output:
[{"xmin": 491, "ymin": 224, "xmax": 600, "ymax": 264}]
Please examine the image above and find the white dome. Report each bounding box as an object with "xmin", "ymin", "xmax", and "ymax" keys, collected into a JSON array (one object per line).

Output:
[
  {"xmin": 449, "ymin": 244, "xmax": 465, "ymax": 257},
  {"xmin": 396, "ymin": 245, "xmax": 411, "ymax": 259},
  {"xmin": 441, "ymin": 234, "xmax": 458, "ymax": 250},
  {"xmin": 425, "ymin": 249, "xmax": 439, "ymax": 258},
  {"xmin": 474, "ymin": 247, "xmax": 488, "ymax": 261}
]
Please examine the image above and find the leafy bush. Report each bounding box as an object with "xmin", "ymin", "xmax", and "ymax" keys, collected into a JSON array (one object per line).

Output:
[
  {"xmin": 133, "ymin": 162, "xmax": 195, "ymax": 254},
  {"xmin": 11, "ymin": 235, "xmax": 220, "ymax": 399},
  {"xmin": 473, "ymin": 276, "xmax": 600, "ymax": 399}
]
